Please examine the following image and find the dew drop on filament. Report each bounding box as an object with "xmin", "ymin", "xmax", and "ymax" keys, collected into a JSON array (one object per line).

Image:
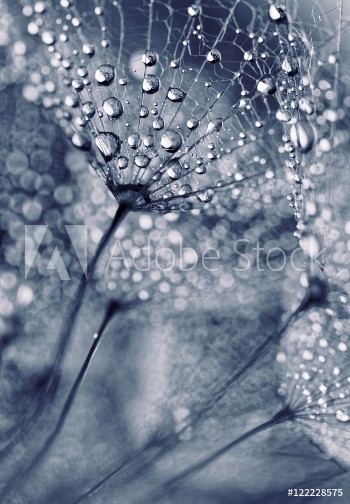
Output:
[
  {"xmin": 161, "ymin": 130, "xmax": 183, "ymax": 152},
  {"xmin": 142, "ymin": 74, "xmax": 160, "ymax": 94},
  {"xmin": 103, "ymin": 97, "xmax": 124, "ymax": 119},
  {"xmin": 167, "ymin": 87, "xmax": 186, "ymax": 102},
  {"xmin": 95, "ymin": 132, "xmax": 121, "ymax": 161},
  {"xmin": 257, "ymin": 76, "xmax": 276, "ymax": 95},
  {"xmin": 95, "ymin": 64, "xmax": 115, "ymax": 85}
]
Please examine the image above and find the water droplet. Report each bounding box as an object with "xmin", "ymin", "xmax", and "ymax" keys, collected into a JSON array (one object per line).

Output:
[
  {"xmin": 167, "ymin": 160, "xmax": 182, "ymax": 179},
  {"xmin": 71, "ymin": 78, "xmax": 84, "ymax": 91},
  {"xmin": 167, "ymin": 88, "xmax": 186, "ymax": 102},
  {"xmin": 143, "ymin": 75, "xmax": 160, "ymax": 94},
  {"xmin": 95, "ymin": 64, "xmax": 115, "ymax": 85},
  {"xmin": 42, "ymin": 30, "xmax": 56, "ymax": 45},
  {"xmin": 161, "ymin": 130, "xmax": 183, "ymax": 152},
  {"xmin": 72, "ymin": 132, "xmax": 91, "ymax": 151},
  {"xmin": 187, "ymin": 117, "xmax": 199, "ymax": 130},
  {"xmin": 119, "ymin": 77, "xmax": 127, "ymax": 85},
  {"xmin": 143, "ymin": 135, "xmax": 154, "ymax": 147},
  {"xmin": 243, "ymin": 52, "xmax": 254, "ymax": 61},
  {"xmin": 153, "ymin": 117, "xmax": 164, "ymax": 130},
  {"xmin": 206, "ymin": 49, "xmax": 221, "ymax": 64},
  {"xmin": 188, "ymin": 4, "xmax": 201, "ymax": 16},
  {"xmin": 128, "ymin": 134, "xmax": 141, "ymax": 149},
  {"xmin": 207, "ymin": 118, "xmax": 222, "ymax": 133},
  {"xmin": 82, "ymin": 102, "xmax": 96, "ymax": 118},
  {"xmin": 290, "ymin": 120, "xmax": 314, "ymax": 153},
  {"xmin": 276, "ymin": 109, "xmax": 292, "ymax": 122},
  {"xmin": 336, "ymin": 409, "xmax": 350, "ymax": 422},
  {"xmin": 117, "ymin": 156, "xmax": 128, "ymax": 169},
  {"xmin": 268, "ymin": 4, "xmax": 286, "ymax": 22},
  {"xmin": 257, "ymin": 76, "xmax": 276, "ymax": 95},
  {"xmin": 83, "ymin": 44, "xmax": 95, "ymax": 56},
  {"xmin": 282, "ymin": 58, "xmax": 298, "ymax": 76},
  {"xmin": 170, "ymin": 59, "xmax": 180, "ymax": 68},
  {"xmin": 197, "ymin": 189, "xmax": 214, "ymax": 203},
  {"xmin": 135, "ymin": 155, "xmax": 150, "ymax": 168},
  {"xmin": 139, "ymin": 105, "xmax": 149, "ymax": 118},
  {"xmin": 103, "ymin": 97, "xmax": 123, "ymax": 118},
  {"xmin": 299, "ymin": 98, "xmax": 314, "ymax": 115},
  {"xmin": 196, "ymin": 164, "xmax": 206, "ymax": 174},
  {"xmin": 179, "ymin": 184, "xmax": 192, "ymax": 195},
  {"xmin": 142, "ymin": 51, "xmax": 157, "ymax": 66},
  {"xmin": 65, "ymin": 93, "xmax": 79, "ymax": 108},
  {"xmin": 95, "ymin": 132, "xmax": 121, "ymax": 161}
]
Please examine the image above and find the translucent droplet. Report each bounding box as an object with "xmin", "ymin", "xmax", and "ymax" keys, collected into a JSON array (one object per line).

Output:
[
  {"xmin": 128, "ymin": 134, "xmax": 141, "ymax": 149},
  {"xmin": 135, "ymin": 155, "xmax": 150, "ymax": 168},
  {"xmin": 143, "ymin": 75, "xmax": 160, "ymax": 94},
  {"xmin": 64, "ymin": 93, "xmax": 79, "ymax": 108},
  {"xmin": 117, "ymin": 156, "xmax": 128, "ymax": 169},
  {"xmin": 71, "ymin": 76, "xmax": 83, "ymax": 90},
  {"xmin": 257, "ymin": 76, "xmax": 276, "ymax": 95},
  {"xmin": 95, "ymin": 64, "xmax": 115, "ymax": 85},
  {"xmin": 72, "ymin": 133, "xmax": 91, "ymax": 151},
  {"xmin": 153, "ymin": 117, "xmax": 164, "ymax": 130},
  {"xmin": 161, "ymin": 130, "xmax": 183, "ymax": 152},
  {"xmin": 207, "ymin": 49, "xmax": 221, "ymax": 64},
  {"xmin": 142, "ymin": 51, "xmax": 157, "ymax": 66},
  {"xmin": 187, "ymin": 117, "xmax": 199, "ymax": 130},
  {"xmin": 82, "ymin": 102, "xmax": 96, "ymax": 118},
  {"xmin": 119, "ymin": 77, "xmax": 127, "ymax": 85},
  {"xmin": 179, "ymin": 184, "xmax": 192, "ymax": 195},
  {"xmin": 143, "ymin": 135, "xmax": 154, "ymax": 147},
  {"xmin": 243, "ymin": 52, "xmax": 254, "ymax": 61},
  {"xmin": 167, "ymin": 160, "xmax": 182, "ymax": 179},
  {"xmin": 140, "ymin": 105, "xmax": 149, "ymax": 118},
  {"xmin": 188, "ymin": 4, "xmax": 201, "ymax": 16},
  {"xmin": 196, "ymin": 164, "xmax": 206, "ymax": 174},
  {"xmin": 299, "ymin": 98, "xmax": 314, "ymax": 115},
  {"xmin": 207, "ymin": 118, "xmax": 222, "ymax": 133},
  {"xmin": 290, "ymin": 120, "xmax": 314, "ymax": 153},
  {"xmin": 103, "ymin": 97, "xmax": 123, "ymax": 118},
  {"xmin": 83, "ymin": 44, "xmax": 95, "ymax": 56},
  {"xmin": 276, "ymin": 109, "xmax": 292, "ymax": 122},
  {"xmin": 197, "ymin": 189, "xmax": 214, "ymax": 203},
  {"xmin": 167, "ymin": 88, "xmax": 186, "ymax": 102},
  {"xmin": 336, "ymin": 409, "xmax": 350, "ymax": 422},
  {"xmin": 282, "ymin": 58, "xmax": 298, "ymax": 76},
  {"xmin": 95, "ymin": 132, "xmax": 121, "ymax": 161},
  {"xmin": 42, "ymin": 30, "xmax": 56, "ymax": 45},
  {"xmin": 170, "ymin": 59, "xmax": 180, "ymax": 69},
  {"xmin": 268, "ymin": 4, "xmax": 286, "ymax": 22}
]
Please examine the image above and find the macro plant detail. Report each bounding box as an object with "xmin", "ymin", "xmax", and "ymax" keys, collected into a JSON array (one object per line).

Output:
[{"xmin": 0, "ymin": 0, "xmax": 349, "ymax": 503}]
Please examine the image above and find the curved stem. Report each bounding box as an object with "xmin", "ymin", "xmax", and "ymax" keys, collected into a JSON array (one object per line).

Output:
[
  {"xmin": 154, "ymin": 408, "xmax": 291, "ymax": 501},
  {"xmin": 50, "ymin": 203, "xmax": 130, "ymax": 384},
  {"xmin": 0, "ymin": 204, "xmax": 129, "ymax": 457}
]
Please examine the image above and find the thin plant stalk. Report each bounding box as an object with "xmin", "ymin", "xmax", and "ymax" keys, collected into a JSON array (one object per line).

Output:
[
  {"xmin": 70, "ymin": 278, "xmax": 328, "ymax": 502},
  {"xmin": 0, "ymin": 204, "xmax": 129, "ymax": 456},
  {"xmin": 151, "ymin": 408, "xmax": 291, "ymax": 502}
]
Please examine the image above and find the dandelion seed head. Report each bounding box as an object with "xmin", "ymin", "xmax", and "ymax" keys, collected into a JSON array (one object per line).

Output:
[
  {"xmin": 19, "ymin": 0, "xmax": 332, "ymax": 219},
  {"xmin": 278, "ymin": 305, "xmax": 350, "ymax": 466}
]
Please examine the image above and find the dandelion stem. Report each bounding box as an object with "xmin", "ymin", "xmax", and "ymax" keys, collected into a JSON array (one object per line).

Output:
[
  {"xmin": 51, "ymin": 203, "xmax": 129, "ymax": 382},
  {"xmin": 153, "ymin": 408, "xmax": 291, "ymax": 501},
  {"xmin": 36, "ymin": 301, "xmax": 121, "ymax": 458},
  {"xmin": 0, "ymin": 204, "xmax": 129, "ymax": 458}
]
